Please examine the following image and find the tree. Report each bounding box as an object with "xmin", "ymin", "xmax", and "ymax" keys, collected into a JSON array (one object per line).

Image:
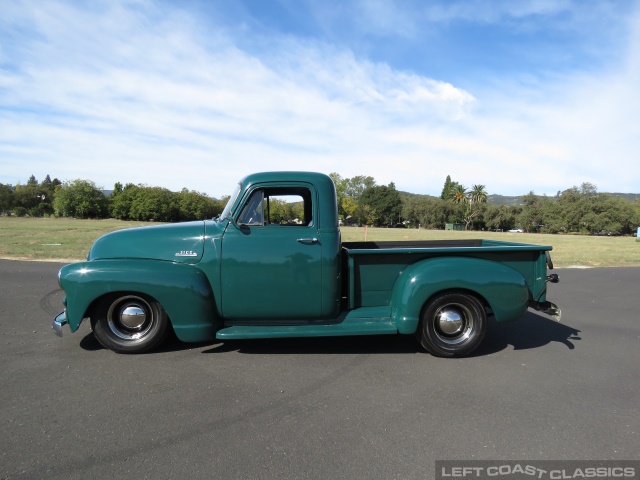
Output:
[
  {"xmin": 329, "ymin": 172, "xmax": 348, "ymax": 221},
  {"xmin": 330, "ymin": 173, "xmax": 376, "ymax": 224},
  {"xmin": 0, "ymin": 183, "xmax": 15, "ymax": 213},
  {"xmin": 484, "ymin": 204, "xmax": 517, "ymax": 231},
  {"xmin": 580, "ymin": 194, "xmax": 636, "ymax": 235},
  {"xmin": 441, "ymin": 175, "xmax": 462, "ymax": 200},
  {"xmin": 401, "ymin": 195, "xmax": 425, "ymax": 227},
  {"xmin": 265, "ymin": 197, "xmax": 305, "ymax": 224},
  {"xmin": 580, "ymin": 182, "xmax": 598, "ymax": 197},
  {"xmin": 38, "ymin": 174, "xmax": 59, "ymax": 216},
  {"xmin": 402, "ymin": 195, "xmax": 456, "ymax": 229},
  {"xmin": 128, "ymin": 186, "xmax": 179, "ymax": 222},
  {"xmin": 178, "ymin": 189, "xmax": 223, "ymax": 221},
  {"xmin": 359, "ymin": 183, "xmax": 403, "ymax": 226},
  {"xmin": 10, "ymin": 174, "xmax": 59, "ymax": 216},
  {"xmin": 461, "ymin": 185, "xmax": 487, "ymax": 230},
  {"xmin": 469, "ymin": 185, "xmax": 487, "ymax": 204},
  {"xmin": 53, "ymin": 180, "xmax": 108, "ymax": 218},
  {"xmin": 110, "ymin": 184, "xmax": 223, "ymax": 222},
  {"xmin": 452, "ymin": 184, "xmax": 468, "ymax": 204},
  {"xmin": 441, "ymin": 181, "xmax": 488, "ymax": 230},
  {"xmin": 345, "ymin": 175, "xmax": 376, "ymax": 198},
  {"xmin": 110, "ymin": 183, "xmax": 139, "ymax": 220},
  {"xmin": 13, "ymin": 182, "xmax": 42, "ymax": 211}
]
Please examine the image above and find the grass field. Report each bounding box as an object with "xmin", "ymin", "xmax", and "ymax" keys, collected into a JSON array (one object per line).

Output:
[
  {"xmin": 1, "ymin": 217, "xmax": 639, "ymax": 267},
  {"xmin": 0, "ymin": 217, "xmax": 153, "ymax": 262}
]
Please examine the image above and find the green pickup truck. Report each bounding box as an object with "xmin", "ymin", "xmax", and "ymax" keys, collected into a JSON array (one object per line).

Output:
[{"xmin": 53, "ymin": 171, "xmax": 560, "ymax": 357}]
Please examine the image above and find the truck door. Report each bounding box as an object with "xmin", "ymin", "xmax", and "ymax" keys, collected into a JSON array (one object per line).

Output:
[{"xmin": 220, "ymin": 185, "xmax": 323, "ymax": 320}]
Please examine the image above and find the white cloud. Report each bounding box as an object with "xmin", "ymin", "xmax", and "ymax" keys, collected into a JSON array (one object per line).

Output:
[{"xmin": 0, "ymin": 0, "xmax": 638, "ymax": 198}]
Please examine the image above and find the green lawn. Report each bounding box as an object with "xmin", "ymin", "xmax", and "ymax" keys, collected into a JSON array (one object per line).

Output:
[
  {"xmin": 0, "ymin": 217, "xmax": 153, "ymax": 262},
  {"xmin": 1, "ymin": 217, "xmax": 639, "ymax": 267}
]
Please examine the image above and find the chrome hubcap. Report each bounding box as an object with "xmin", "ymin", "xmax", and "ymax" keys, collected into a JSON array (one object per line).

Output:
[
  {"xmin": 434, "ymin": 303, "xmax": 475, "ymax": 345},
  {"xmin": 107, "ymin": 296, "xmax": 154, "ymax": 341},
  {"xmin": 120, "ymin": 306, "xmax": 147, "ymax": 329},
  {"xmin": 437, "ymin": 308, "xmax": 464, "ymax": 335}
]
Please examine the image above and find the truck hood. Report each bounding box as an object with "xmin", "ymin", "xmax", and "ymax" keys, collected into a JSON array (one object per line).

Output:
[{"xmin": 89, "ymin": 221, "xmax": 206, "ymax": 264}]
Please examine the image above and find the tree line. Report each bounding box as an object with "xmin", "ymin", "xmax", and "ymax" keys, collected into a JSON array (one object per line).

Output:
[
  {"xmin": 1, "ymin": 174, "xmax": 639, "ymax": 235},
  {"xmin": 0, "ymin": 176, "xmax": 226, "ymax": 222},
  {"xmin": 403, "ymin": 181, "xmax": 640, "ymax": 236}
]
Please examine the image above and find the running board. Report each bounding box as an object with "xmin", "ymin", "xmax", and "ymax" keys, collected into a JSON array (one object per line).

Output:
[{"xmin": 216, "ymin": 319, "xmax": 397, "ymax": 340}]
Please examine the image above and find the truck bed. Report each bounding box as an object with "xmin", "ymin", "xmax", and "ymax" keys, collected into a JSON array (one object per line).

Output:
[{"xmin": 341, "ymin": 239, "xmax": 551, "ymax": 309}]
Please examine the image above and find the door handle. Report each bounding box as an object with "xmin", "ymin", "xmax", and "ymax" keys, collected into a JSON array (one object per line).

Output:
[{"xmin": 297, "ymin": 238, "xmax": 319, "ymax": 245}]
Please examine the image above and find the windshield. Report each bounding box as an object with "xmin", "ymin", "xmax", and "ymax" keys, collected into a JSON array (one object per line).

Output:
[{"xmin": 219, "ymin": 182, "xmax": 241, "ymax": 221}]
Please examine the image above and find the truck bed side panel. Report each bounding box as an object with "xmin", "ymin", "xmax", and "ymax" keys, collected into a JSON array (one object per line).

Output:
[{"xmin": 389, "ymin": 257, "xmax": 530, "ymax": 334}]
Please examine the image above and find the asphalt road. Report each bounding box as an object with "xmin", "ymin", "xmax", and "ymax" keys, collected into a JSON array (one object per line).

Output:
[{"xmin": 1, "ymin": 260, "xmax": 638, "ymax": 480}]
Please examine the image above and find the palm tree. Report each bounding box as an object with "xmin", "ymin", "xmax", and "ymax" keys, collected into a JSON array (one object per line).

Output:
[
  {"xmin": 469, "ymin": 185, "xmax": 487, "ymax": 205},
  {"xmin": 452, "ymin": 185, "xmax": 468, "ymax": 204},
  {"xmin": 461, "ymin": 185, "xmax": 488, "ymax": 231}
]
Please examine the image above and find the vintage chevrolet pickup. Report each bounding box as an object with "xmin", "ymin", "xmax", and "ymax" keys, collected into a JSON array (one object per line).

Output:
[{"xmin": 53, "ymin": 171, "xmax": 560, "ymax": 357}]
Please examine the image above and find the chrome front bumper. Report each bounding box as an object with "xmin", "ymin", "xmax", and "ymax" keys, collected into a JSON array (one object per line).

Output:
[{"xmin": 52, "ymin": 311, "xmax": 68, "ymax": 337}]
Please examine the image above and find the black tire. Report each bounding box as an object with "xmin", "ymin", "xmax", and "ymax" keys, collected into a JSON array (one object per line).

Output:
[
  {"xmin": 90, "ymin": 293, "xmax": 169, "ymax": 354},
  {"xmin": 418, "ymin": 291, "xmax": 486, "ymax": 358}
]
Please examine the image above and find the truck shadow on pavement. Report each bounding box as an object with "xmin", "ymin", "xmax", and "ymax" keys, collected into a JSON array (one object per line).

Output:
[
  {"xmin": 200, "ymin": 311, "xmax": 581, "ymax": 356},
  {"xmin": 201, "ymin": 334, "xmax": 420, "ymax": 355},
  {"xmin": 79, "ymin": 310, "xmax": 581, "ymax": 356},
  {"xmin": 471, "ymin": 311, "xmax": 581, "ymax": 357}
]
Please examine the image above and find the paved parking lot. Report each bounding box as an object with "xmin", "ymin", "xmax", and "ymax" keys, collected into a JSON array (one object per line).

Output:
[{"xmin": 1, "ymin": 260, "xmax": 638, "ymax": 479}]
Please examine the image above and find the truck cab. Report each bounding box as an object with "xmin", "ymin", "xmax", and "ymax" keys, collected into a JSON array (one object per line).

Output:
[{"xmin": 213, "ymin": 172, "xmax": 341, "ymax": 320}]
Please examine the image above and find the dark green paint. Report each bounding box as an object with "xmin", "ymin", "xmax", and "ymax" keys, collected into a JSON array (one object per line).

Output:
[
  {"xmin": 58, "ymin": 260, "xmax": 219, "ymax": 342},
  {"xmin": 55, "ymin": 171, "xmax": 557, "ymax": 346},
  {"xmin": 90, "ymin": 221, "xmax": 206, "ymax": 264}
]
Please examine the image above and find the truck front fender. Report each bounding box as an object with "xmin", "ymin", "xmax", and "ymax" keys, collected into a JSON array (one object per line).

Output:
[
  {"xmin": 390, "ymin": 257, "xmax": 530, "ymax": 334},
  {"xmin": 58, "ymin": 260, "xmax": 219, "ymax": 343}
]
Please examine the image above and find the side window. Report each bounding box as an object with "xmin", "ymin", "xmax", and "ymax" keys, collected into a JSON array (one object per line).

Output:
[{"xmin": 237, "ymin": 187, "xmax": 313, "ymax": 226}]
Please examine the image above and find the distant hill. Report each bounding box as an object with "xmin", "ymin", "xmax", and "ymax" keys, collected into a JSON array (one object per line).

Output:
[
  {"xmin": 609, "ymin": 193, "xmax": 640, "ymax": 202},
  {"xmin": 488, "ymin": 192, "xmax": 640, "ymax": 206},
  {"xmin": 399, "ymin": 191, "xmax": 437, "ymax": 200},
  {"xmin": 486, "ymin": 195, "xmax": 525, "ymax": 206}
]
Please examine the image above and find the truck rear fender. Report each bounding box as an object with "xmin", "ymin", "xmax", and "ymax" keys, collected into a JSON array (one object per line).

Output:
[
  {"xmin": 390, "ymin": 257, "xmax": 530, "ymax": 334},
  {"xmin": 58, "ymin": 260, "xmax": 220, "ymax": 342}
]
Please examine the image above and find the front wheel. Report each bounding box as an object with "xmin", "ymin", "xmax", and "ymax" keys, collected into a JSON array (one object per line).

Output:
[
  {"xmin": 91, "ymin": 293, "xmax": 169, "ymax": 354},
  {"xmin": 418, "ymin": 291, "xmax": 486, "ymax": 357}
]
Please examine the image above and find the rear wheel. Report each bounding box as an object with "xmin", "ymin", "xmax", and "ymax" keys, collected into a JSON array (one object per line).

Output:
[
  {"xmin": 91, "ymin": 293, "xmax": 169, "ymax": 354},
  {"xmin": 418, "ymin": 291, "xmax": 486, "ymax": 357}
]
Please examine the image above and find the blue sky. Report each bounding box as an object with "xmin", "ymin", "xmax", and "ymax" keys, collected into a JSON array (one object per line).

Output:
[{"xmin": 1, "ymin": 0, "xmax": 638, "ymax": 197}]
